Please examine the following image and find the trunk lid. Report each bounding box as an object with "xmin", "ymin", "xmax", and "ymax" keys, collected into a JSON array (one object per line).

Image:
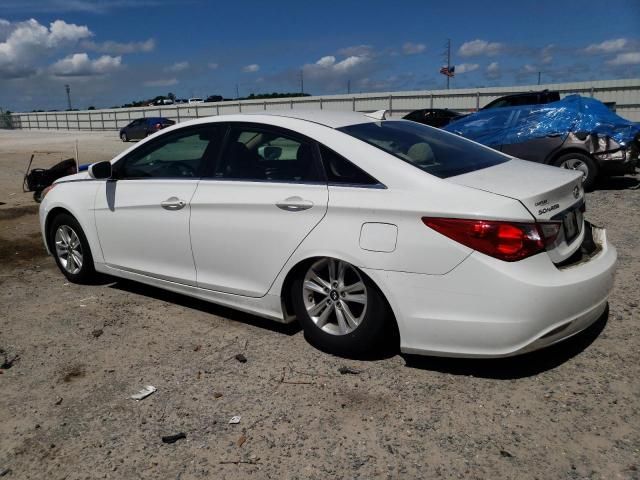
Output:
[{"xmin": 448, "ymin": 159, "xmax": 585, "ymax": 263}]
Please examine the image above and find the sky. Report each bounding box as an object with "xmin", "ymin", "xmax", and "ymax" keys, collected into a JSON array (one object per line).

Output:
[{"xmin": 0, "ymin": 0, "xmax": 639, "ymax": 112}]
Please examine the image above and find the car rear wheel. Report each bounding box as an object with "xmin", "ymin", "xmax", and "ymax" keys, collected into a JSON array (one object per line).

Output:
[
  {"xmin": 553, "ymin": 152, "xmax": 598, "ymax": 191},
  {"xmin": 120, "ymin": 132, "xmax": 128, "ymax": 142},
  {"xmin": 49, "ymin": 213, "xmax": 97, "ymax": 284},
  {"xmin": 291, "ymin": 257, "xmax": 390, "ymax": 356}
]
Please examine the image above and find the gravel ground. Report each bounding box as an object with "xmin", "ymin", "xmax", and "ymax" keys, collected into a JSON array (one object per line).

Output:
[{"xmin": 0, "ymin": 129, "xmax": 638, "ymax": 480}]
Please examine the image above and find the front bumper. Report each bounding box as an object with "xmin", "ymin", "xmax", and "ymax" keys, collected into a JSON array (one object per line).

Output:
[{"xmin": 365, "ymin": 223, "xmax": 617, "ymax": 358}]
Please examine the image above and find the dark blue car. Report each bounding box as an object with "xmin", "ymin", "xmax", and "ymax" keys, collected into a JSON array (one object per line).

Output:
[{"xmin": 119, "ymin": 117, "xmax": 175, "ymax": 142}]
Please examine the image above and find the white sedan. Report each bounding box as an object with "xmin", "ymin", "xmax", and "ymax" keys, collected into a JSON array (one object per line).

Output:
[{"xmin": 39, "ymin": 110, "xmax": 617, "ymax": 357}]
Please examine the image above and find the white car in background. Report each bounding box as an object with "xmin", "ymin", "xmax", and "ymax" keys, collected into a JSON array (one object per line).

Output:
[
  {"xmin": 38, "ymin": 110, "xmax": 617, "ymax": 358},
  {"xmin": 188, "ymin": 98, "xmax": 204, "ymax": 104}
]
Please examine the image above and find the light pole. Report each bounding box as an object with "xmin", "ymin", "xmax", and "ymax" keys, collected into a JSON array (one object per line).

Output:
[{"xmin": 65, "ymin": 84, "xmax": 72, "ymax": 110}]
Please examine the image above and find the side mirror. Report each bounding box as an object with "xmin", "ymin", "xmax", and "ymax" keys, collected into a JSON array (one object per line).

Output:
[{"xmin": 88, "ymin": 161, "xmax": 112, "ymax": 179}]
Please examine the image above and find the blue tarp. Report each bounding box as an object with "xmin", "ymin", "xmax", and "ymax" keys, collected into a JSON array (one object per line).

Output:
[{"xmin": 444, "ymin": 95, "xmax": 640, "ymax": 148}]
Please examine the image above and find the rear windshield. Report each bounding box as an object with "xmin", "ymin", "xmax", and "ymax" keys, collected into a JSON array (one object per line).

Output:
[{"xmin": 338, "ymin": 120, "xmax": 508, "ymax": 178}]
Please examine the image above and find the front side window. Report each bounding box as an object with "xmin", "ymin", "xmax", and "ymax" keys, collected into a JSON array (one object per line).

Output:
[
  {"xmin": 339, "ymin": 120, "xmax": 509, "ymax": 179},
  {"xmin": 115, "ymin": 126, "xmax": 220, "ymax": 179},
  {"xmin": 214, "ymin": 126, "xmax": 322, "ymax": 182}
]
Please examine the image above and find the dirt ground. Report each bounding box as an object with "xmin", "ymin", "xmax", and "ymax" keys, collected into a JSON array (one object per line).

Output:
[{"xmin": 0, "ymin": 129, "xmax": 638, "ymax": 480}]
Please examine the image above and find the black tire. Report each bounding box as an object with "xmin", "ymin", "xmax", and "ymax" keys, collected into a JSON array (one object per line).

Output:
[
  {"xmin": 291, "ymin": 258, "xmax": 390, "ymax": 357},
  {"xmin": 33, "ymin": 190, "xmax": 43, "ymax": 203},
  {"xmin": 552, "ymin": 152, "xmax": 598, "ymax": 191},
  {"xmin": 120, "ymin": 132, "xmax": 128, "ymax": 142},
  {"xmin": 48, "ymin": 213, "xmax": 97, "ymax": 284}
]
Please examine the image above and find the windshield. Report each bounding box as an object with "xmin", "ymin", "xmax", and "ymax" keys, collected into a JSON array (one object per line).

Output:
[{"xmin": 338, "ymin": 120, "xmax": 509, "ymax": 178}]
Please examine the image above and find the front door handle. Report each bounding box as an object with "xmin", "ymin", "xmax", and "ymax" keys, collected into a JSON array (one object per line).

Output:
[
  {"xmin": 161, "ymin": 197, "xmax": 186, "ymax": 211},
  {"xmin": 276, "ymin": 196, "xmax": 313, "ymax": 212}
]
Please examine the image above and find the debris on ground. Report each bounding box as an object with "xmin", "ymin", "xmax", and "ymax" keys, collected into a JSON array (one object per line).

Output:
[
  {"xmin": 0, "ymin": 348, "xmax": 19, "ymax": 370},
  {"xmin": 213, "ymin": 392, "xmax": 223, "ymax": 399},
  {"xmin": 229, "ymin": 416, "xmax": 241, "ymax": 424},
  {"xmin": 236, "ymin": 434, "xmax": 247, "ymax": 447},
  {"xmin": 91, "ymin": 329, "xmax": 103, "ymax": 338},
  {"xmin": 234, "ymin": 353, "xmax": 247, "ymax": 363},
  {"xmin": 338, "ymin": 366, "xmax": 361, "ymax": 375},
  {"xmin": 131, "ymin": 385, "xmax": 156, "ymax": 401},
  {"xmin": 500, "ymin": 449, "xmax": 514, "ymax": 458},
  {"xmin": 54, "ymin": 397, "xmax": 63, "ymax": 406},
  {"xmin": 161, "ymin": 432, "xmax": 186, "ymax": 444},
  {"xmin": 0, "ymin": 467, "xmax": 11, "ymax": 477}
]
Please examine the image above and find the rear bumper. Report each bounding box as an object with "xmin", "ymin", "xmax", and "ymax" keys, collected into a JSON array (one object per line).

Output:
[
  {"xmin": 596, "ymin": 148, "xmax": 638, "ymax": 175},
  {"xmin": 365, "ymin": 224, "xmax": 616, "ymax": 358}
]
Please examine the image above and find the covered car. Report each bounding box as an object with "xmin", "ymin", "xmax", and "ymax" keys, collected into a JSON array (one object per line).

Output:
[{"xmin": 444, "ymin": 95, "xmax": 640, "ymax": 189}]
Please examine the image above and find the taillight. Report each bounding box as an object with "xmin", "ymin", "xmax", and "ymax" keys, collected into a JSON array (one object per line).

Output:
[{"xmin": 422, "ymin": 217, "xmax": 561, "ymax": 262}]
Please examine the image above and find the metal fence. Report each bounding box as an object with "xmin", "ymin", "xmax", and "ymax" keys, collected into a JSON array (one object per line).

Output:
[{"xmin": 8, "ymin": 78, "xmax": 640, "ymax": 131}]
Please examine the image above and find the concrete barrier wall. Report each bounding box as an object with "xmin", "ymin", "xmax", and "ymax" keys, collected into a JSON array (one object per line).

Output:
[{"xmin": 10, "ymin": 78, "xmax": 640, "ymax": 130}]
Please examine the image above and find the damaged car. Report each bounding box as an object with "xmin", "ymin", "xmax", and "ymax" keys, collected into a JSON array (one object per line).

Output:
[{"xmin": 444, "ymin": 95, "xmax": 639, "ymax": 190}]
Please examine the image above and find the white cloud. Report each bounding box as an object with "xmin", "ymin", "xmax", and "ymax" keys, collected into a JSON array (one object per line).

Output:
[
  {"xmin": 242, "ymin": 63, "xmax": 260, "ymax": 73},
  {"xmin": 315, "ymin": 56, "xmax": 335, "ymax": 67},
  {"xmin": 607, "ymin": 52, "xmax": 640, "ymax": 66},
  {"xmin": 143, "ymin": 77, "xmax": 178, "ymax": 87},
  {"xmin": 456, "ymin": 63, "xmax": 479, "ymax": 74},
  {"xmin": 402, "ymin": 42, "xmax": 426, "ymax": 55},
  {"xmin": 585, "ymin": 38, "xmax": 628, "ymax": 54},
  {"xmin": 486, "ymin": 61, "xmax": 500, "ymax": 79},
  {"xmin": 522, "ymin": 64, "xmax": 538, "ymax": 73},
  {"xmin": 82, "ymin": 37, "xmax": 154, "ymax": 54},
  {"xmin": 540, "ymin": 44, "xmax": 554, "ymax": 64},
  {"xmin": 458, "ymin": 39, "xmax": 504, "ymax": 57},
  {"xmin": 165, "ymin": 60, "xmax": 189, "ymax": 72},
  {"xmin": 0, "ymin": 18, "xmax": 93, "ymax": 77},
  {"xmin": 337, "ymin": 45, "xmax": 374, "ymax": 57},
  {"xmin": 334, "ymin": 56, "xmax": 367, "ymax": 72},
  {"xmin": 208, "ymin": 62, "xmax": 219, "ymax": 69},
  {"xmin": 49, "ymin": 53, "xmax": 121, "ymax": 76}
]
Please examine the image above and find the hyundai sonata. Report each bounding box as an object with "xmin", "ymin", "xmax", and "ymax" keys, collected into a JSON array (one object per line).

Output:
[{"xmin": 39, "ymin": 110, "xmax": 616, "ymax": 357}]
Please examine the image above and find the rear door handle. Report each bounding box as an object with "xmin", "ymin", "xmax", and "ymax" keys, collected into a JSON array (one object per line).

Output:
[
  {"xmin": 161, "ymin": 196, "xmax": 186, "ymax": 210},
  {"xmin": 276, "ymin": 196, "xmax": 313, "ymax": 212}
]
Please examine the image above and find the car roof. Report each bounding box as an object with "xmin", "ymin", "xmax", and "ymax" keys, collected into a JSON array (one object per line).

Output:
[{"xmin": 228, "ymin": 110, "xmax": 381, "ymax": 129}]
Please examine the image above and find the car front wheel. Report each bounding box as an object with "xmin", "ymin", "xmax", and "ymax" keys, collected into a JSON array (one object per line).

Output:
[
  {"xmin": 553, "ymin": 152, "xmax": 598, "ymax": 191},
  {"xmin": 291, "ymin": 257, "xmax": 390, "ymax": 356},
  {"xmin": 49, "ymin": 213, "xmax": 97, "ymax": 283},
  {"xmin": 120, "ymin": 132, "xmax": 128, "ymax": 142}
]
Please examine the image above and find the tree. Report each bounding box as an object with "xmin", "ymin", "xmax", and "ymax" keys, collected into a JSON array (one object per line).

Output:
[{"xmin": 167, "ymin": 92, "xmax": 176, "ymax": 101}]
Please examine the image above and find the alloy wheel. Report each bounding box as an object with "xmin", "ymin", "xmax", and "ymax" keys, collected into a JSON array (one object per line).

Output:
[
  {"xmin": 559, "ymin": 157, "xmax": 589, "ymax": 182},
  {"xmin": 302, "ymin": 258, "xmax": 367, "ymax": 336},
  {"xmin": 54, "ymin": 225, "xmax": 83, "ymax": 275}
]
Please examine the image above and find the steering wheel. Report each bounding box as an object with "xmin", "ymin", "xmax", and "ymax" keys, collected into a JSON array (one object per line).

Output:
[{"xmin": 167, "ymin": 162, "xmax": 196, "ymax": 177}]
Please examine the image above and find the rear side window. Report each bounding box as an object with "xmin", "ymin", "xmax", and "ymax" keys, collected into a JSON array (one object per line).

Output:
[
  {"xmin": 318, "ymin": 145, "xmax": 380, "ymax": 186},
  {"xmin": 339, "ymin": 120, "xmax": 508, "ymax": 179}
]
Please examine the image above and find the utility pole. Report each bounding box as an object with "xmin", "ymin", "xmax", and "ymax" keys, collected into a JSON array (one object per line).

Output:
[
  {"xmin": 65, "ymin": 84, "xmax": 72, "ymax": 110},
  {"xmin": 347, "ymin": 79, "xmax": 351, "ymax": 94},
  {"xmin": 299, "ymin": 70, "xmax": 304, "ymax": 94},
  {"xmin": 235, "ymin": 84, "xmax": 240, "ymax": 99},
  {"xmin": 446, "ymin": 39, "xmax": 451, "ymax": 90}
]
